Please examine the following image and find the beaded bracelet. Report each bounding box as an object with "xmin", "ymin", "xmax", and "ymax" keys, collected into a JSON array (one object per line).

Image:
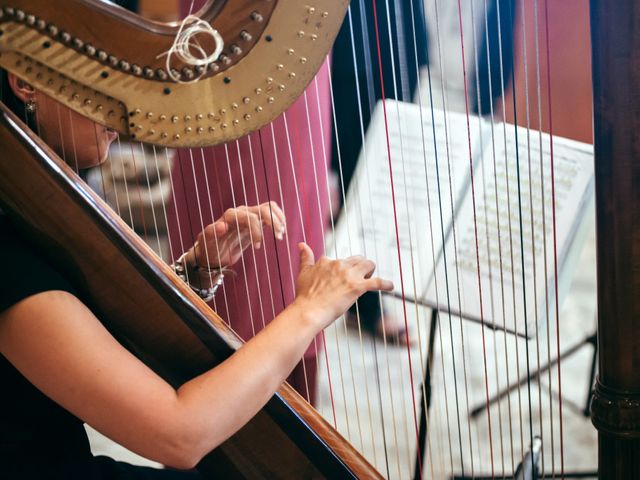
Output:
[{"xmin": 172, "ymin": 252, "xmax": 224, "ymax": 303}]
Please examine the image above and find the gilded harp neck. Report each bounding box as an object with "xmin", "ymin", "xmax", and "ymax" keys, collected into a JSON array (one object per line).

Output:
[{"xmin": 0, "ymin": 0, "xmax": 348, "ymax": 147}]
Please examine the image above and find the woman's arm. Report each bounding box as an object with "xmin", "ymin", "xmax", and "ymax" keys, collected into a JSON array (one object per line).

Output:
[{"xmin": 0, "ymin": 244, "xmax": 392, "ymax": 469}]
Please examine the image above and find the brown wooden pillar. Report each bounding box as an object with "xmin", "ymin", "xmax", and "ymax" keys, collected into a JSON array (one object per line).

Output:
[{"xmin": 589, "ymin": 0, "xmax": 640, "ymax": 478}]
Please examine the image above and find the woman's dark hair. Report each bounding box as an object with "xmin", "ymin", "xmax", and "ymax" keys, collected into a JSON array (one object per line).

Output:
[{"xmin": 0, "ymin": 69, "xmax": 38, "ymax": 132}]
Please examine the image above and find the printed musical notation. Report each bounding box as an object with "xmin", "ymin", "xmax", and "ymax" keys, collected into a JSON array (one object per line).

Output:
[
  {"xmin": 328, "ymin": 100, "xmax": 482, "ymax": 303},
  {"xmin": 329, "ymin": 99, "xmax": 594, "ymax": 338}
]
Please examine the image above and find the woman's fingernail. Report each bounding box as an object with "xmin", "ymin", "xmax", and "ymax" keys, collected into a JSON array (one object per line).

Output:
[{"xmin": 256, "ymin": 242, "xmax": 262, "ymax": 249}]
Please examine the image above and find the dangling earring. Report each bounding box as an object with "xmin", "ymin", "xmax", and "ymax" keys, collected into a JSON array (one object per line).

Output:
[{"xmin": 25, "ymin": 98, "xmax": 37, "ymax": 114}]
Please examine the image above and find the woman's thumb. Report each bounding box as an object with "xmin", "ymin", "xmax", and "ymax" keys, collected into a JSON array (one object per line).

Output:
[{"xmin": 298, "ymin": 242, "xmax": 315, "ymax": 268}]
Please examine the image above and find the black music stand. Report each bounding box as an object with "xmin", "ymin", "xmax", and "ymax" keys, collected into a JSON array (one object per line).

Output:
[{"xmin": 412, "ymin": 310, "xmax": 599, "ymax": 480}]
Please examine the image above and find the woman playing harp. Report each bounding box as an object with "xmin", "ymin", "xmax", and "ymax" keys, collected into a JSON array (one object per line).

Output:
[{"xmin": 0, "ymin": 71, "xmax": 393, "ymax": 478}]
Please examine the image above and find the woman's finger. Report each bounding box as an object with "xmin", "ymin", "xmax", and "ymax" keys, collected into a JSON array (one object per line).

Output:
[
  {"xmin": 268, "ymin": 201, "xmax": 286, "ymax": 226},
  {"xmin": 363, "ymin": 277, "xmax": 394, "ymax": 292},
  {"xmin": 254, "ymin": 203, "xmax": 275, "ymax": 229},
  {"xmin": 228, "ymin": 207, "xmax": 264, "ymax": 244},
  {"xmin": 343, "ymin": 255, "xmax": 366, "ymax": 267},
  {"xmin": 352, "ymin": 258, "xmax": 376, "ymax": 279},
  {"xmin": 298, "ymin": 242, "xmax": 315, "ymax": 268},
  {"xmin": 256, "ymin": 203, "xmax": 285, "ymax": 239},
  {"xmin": 343, "ymin": 256, "xmax": 376, "ymax": 279},
  {"xmin": 261, "ymin": 202, "xmax": 287, "ymax": 230}
]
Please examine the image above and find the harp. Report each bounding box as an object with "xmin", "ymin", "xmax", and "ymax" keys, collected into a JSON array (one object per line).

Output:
[{"xmin": 0, "ymin": 0, "xmax": 637, "ymax": 479}]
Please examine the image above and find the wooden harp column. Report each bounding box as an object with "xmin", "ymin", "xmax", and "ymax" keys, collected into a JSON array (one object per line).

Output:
[{"xmin": 590, "ymin": 0, "xmax": 640, "ymax": 477}]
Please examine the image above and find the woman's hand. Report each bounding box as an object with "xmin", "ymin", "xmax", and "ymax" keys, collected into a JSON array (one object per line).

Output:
[
  {"xmin": 188, "ymin": 202, "xmax": 286, "ymax": 271},
  {"xmin": 292, "ymin": 243, "xmax": 394, "ymax": 330}
]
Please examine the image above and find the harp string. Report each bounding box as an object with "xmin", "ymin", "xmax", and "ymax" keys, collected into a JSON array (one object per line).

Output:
[
  {"xmin": 470, "ymin": 0, "xmax": 507, "ymax": 472},
  {"xmin": 296, "ymin": 90, "xmax": 339, "ymax": 429},
  {"xmin": 375, "ymin": 0, "xmax": 422, "ymax": 466},
  {"xmin": 479, "ymin": 0, "xmax": 517, "ymax": 472},
  {"xmin": 220, "ymin": 147, "xmax": 251, "ymax": 323},
  {"xmin": 516, "ymin": 1, "xmax": 549, "ymax": 476},
  {"xmin": 430, "ymin": 0, "xmax": 472, "ymax": 472},
  {"xmin": 407, "ymin": 0, "xmax": 452, "ymax": 475},
  {"xmin": 495, "ymin": 0, "xmax": 528, "ymax": 461},
  {"xmin": 174, "ymin": 152, "xmax": 201, "ymax": 296},
  {"xmin": 210, "ymin": 145, "xmax": 252, "ymax": 332},
  {"xmin": 67, "ymin": 110, "xmax": 80, "ymax": 173},
  {"xmin": 368, "ymin": 1, "xmax": 414, "ymax": 468},
  {"xmin": 106, "ymin": 141, "xmax": 121, "ymax": 219},
  {"xmin": 243, "ymin": 136, "xmax": 276, "ymax": 321},
  {"xmin": 173, "ymin": 0, "xmax": 238, "ymax": 326},
  {"xmin": 344, "ymin": 2, "xmax": 418, "ymax": 474},
  {"xmin": 369, "ymin": 0, "xmax": 425, "ymax": 477},
  {"xmin": 193, "ymin": 146, "xmax": 220, "ymax": 313},
  {"xmin": 274, "ymin": 114, "xmax": 317, "ymax": 404},
  {"xmin": 115, "ymin": 135, "xmax": 137, "ymax": 234},
  {"xmin": 310, "ymin": 71, "xmax": 340, "ymax": 431},
  {"xmin": 138, "ymin": 145, "xmax": 164, "ymax": 258},
  {"xmin": 152, "ymin": 147, "xmax": 173, "ymax": 264},
  {"xmin": 328, "ymin": 6, "xmax": 405, "ymax": 471},
  {"xmin": 290, "ymin": 95, "xmax": 374, "ymax": 449},
  {"xmin": 129, "ymin": 143, "xmax": 152, "ymax": 243},
  {"xmin": 260, "ymin": 117, "xmax": 334, "ymax": 407},
  {"xmin": 54, "ymin": 105, "xmax": 69, "ymax": 168},
  {"xmin": 220, "ymin": 143, "xmax": 260, "ymax": 339},
  {"xmin": 530, "ymin": 1, "xmax": 557, "ymax": 473},
  {"xmin": 410, "ymin": 2, "xmax": 462, "ymax": 477},
  {"xmin": 233, "ymin": 139, "xmax": 267, "ymax": 331},
  {"xmin": 383, "ymin": 3, "xmax": 434, "ymax": 469},
  {"xmin": 454, "ymin": 1, "xmax": 497, "ymax": 475},
  {"xmin": 506, "ymin": 0, "xmax": 536, "ymax": 469},
  {"xmin": 418, "ymin": 11, "xmax": 458, "ymax": 478},
  {"xmin": 165, "ymin": 145, "xmax": 185, "ymax": 265},
  {"xmin": 447, "ymin": 1, "xmax": 477, "ymax": 474},
  {"xmin": 266, "ymin": 118, "xmax": 316, "ymax": 403},
  {"xmin": 176, "ymin": 0, "xmax": 228, "ymax": 318},
  {"xmin": 185, "ymin": 147, "xmax": 224, "ymax": 310},
  {"xmin": 542, "ymin": 0, "xmax": 565, "ymax": 474},
  {"xmin": 323, "ymin": 56, "xmax": 367, "ymax": 446},
  {"xmin": 327, "ymin": 11, "xmax": 392, "ymax": 464},
  {"xmin": 349, "ymin": 3, "xmax": 418, "ymax": 470},
  {"xmin": 283, "ymin": 110, "xmax": 338, "ymax": 409}
]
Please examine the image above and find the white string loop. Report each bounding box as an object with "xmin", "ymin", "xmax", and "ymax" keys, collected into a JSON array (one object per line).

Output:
[{"xmin": 158, "ymin": 14, "xmax": 224, "ymax": 84}]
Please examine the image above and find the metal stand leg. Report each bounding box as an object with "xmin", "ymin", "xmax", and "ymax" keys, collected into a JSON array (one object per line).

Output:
[
  {"xmin": 583, "ymin": 333, "xmax": 598, "ymax": 417},
  {"xmin": 413, "ymin": 309, "xmax": 439, "ymax": 480},
  {"xmin": 469, "ymin": 332, "xmax": 597, "ymax": 418}
]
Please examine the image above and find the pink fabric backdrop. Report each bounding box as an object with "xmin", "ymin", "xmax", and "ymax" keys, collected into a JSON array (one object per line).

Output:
[{"xmin": 169, "ymin": 0, "xmax": 332, "ymax": 402}]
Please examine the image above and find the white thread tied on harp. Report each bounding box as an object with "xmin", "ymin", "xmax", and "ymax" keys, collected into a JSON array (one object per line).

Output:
[{"xmin": 157, "ymin": 14, "xmax": 224, "ymax": 84}]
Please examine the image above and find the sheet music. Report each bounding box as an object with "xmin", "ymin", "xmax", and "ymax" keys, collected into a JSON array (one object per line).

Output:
[
  {"xmin": 328, "ymin": 99, "xmax": 485, "ymax": 300},
  {"xmin": 330, "ymin": 100, "xmax": 594, "ymax": 339},
  {"xmin": 426, "ymin": 122, "xmax": 594, "ymax": 337}
]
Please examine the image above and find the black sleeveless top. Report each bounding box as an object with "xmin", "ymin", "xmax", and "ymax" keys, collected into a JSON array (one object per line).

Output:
[{"xmin": 0, "ymin": 216, "xmax": 201, "ymax": 479}]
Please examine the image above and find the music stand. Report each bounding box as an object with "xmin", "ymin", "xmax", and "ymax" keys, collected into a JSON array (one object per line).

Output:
[{"xmin": 411, "ymin": 308, "xmax": 598, "ymax": 480}]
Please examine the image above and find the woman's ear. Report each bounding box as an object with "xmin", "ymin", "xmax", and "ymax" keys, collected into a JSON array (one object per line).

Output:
[{"xmin": 7, "ymin": 72, "xmax": 35, "ymax": 103}]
